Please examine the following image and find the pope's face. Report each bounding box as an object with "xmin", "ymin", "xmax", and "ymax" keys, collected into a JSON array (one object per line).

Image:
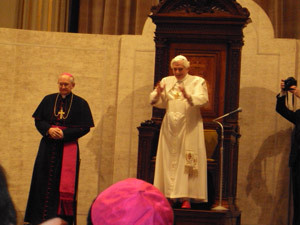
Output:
[
  {"xmin": 58, "ymin": 75, "xmax": 75, "ymax": 96},
  {"xmin": 172, "ymin": 60, "xmax": 188, "ymax": 80}
]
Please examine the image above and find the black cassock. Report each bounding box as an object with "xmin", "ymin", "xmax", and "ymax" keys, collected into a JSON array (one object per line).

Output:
[{"xmin": 24, "ymin": 93, "xmax": 94, "ymax": 225}]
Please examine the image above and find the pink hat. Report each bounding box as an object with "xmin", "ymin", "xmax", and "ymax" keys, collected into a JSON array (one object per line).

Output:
[
  {"xmin": 90, "ymin": 178, "xmax": 174, "ymax": 225},
  {"xmin": 61, "ymin": 72, "xmax": 73, "ymax": 77}
]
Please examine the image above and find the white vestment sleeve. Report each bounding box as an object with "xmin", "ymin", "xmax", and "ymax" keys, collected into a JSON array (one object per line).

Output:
[
  {"xmin": 187, "ymin": 78, "xmax": 209, "ymax": 107},
  {"xmin": 149, "ymin": 79, "xmax": 167, "ymax": 109}
]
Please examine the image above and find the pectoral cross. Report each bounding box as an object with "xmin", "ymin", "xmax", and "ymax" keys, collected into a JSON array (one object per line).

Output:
[
  {"xmin": 58, "ymin": 107, "xmax": 65, "ymax": 119},
  {"xmin": 174, "ymin": 81, "xmax": 182, "ymax": 99}
]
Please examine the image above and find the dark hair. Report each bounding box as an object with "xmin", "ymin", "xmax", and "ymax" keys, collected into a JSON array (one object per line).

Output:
[{"xmin": 0, "ymin": 165, "xmax": 17, "ymax": 225}]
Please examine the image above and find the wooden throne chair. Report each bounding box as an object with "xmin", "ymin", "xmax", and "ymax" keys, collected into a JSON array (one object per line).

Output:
[{"xmin": 137, "ymin": 0, "xmax": 250, "ymax": 224}]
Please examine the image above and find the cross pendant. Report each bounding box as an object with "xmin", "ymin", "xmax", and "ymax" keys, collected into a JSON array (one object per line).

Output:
[{"xmin": 58, "ymin": 107, "xmax": 65, "ymax": 119}]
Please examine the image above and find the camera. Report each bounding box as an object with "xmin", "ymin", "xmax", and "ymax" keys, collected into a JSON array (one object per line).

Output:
[{"xmin": 283, "ymin": 77, "xmax": 297, "ymax": 91}]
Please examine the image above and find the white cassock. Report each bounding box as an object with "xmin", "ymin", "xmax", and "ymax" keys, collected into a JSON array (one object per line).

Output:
[{"xmin": 150, "ymin": 74, "xmax": 208, "ymax": 201}]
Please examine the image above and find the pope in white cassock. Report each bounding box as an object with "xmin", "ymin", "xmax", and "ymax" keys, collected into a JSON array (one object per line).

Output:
[{"xmin": 150, "ymin": 55, "xmax": 209, "ymax": 209}]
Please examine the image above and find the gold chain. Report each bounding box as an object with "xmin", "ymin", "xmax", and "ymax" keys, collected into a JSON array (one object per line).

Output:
[{"xmin": 53, "ymin": 93, "xmax": 73, "ymax": 120}]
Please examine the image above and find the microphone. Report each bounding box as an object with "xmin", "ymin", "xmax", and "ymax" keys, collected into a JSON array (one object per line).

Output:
[
  {"xmin": 211, "ymin": 107, "xmax": 242, "ymax": 211},
  {"xmin": 213, "ymin": 107, "xmax": 242, "ymax": 121}
]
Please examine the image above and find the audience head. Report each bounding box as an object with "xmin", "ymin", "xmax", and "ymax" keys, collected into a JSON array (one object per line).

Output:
[{"xmin": 88, "ymin": 178, "xmax": 174, "ymax": 225}]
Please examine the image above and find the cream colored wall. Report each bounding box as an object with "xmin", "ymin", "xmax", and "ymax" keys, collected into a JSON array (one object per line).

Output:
[
  {"xmin": 0, "ymin": 1, "xmax": 299, "ymax": 225},
  {"xmin": 113, "ymin": 36, "xmax": 155, "ymax": 183}
]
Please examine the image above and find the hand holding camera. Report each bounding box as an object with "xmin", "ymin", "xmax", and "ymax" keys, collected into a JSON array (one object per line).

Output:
[
  {"xmin": 282, "ymin": 77, "xmax": 300, "ymax": 97},
  {"xmin": 283, "ymin": 77, "xmax": 297, "ymax": 91}
]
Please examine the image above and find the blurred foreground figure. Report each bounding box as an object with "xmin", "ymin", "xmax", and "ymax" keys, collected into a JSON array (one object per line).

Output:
[
  {"xmin": 0, "ymin": 165, "xmax": 17, "ymax": 225},
  {"xmin": 87, "ymin": 178, "xmax": 174, "ymax": 225}
]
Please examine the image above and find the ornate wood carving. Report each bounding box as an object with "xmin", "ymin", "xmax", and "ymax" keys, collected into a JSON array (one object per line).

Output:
[{"xmin": 152, "ymin": 0, "xmax": 250, "ymax": 16}]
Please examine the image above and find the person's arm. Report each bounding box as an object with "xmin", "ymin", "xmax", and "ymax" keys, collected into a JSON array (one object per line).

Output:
[
  {"xmin": 35, "ymin": 119, "xmax": 51, "ymax": 137},
  {"xmin": 276, "ymin": 93, "xmax": 297, "ymax": 124},
  {"xmin": 150, "ymin": 80, "xmax": 167, "ymax": 109},
  {"xmin": 276, "ymin": 79, "xmax": 299, "ymax": 124},
  {"xmin": 62, "ymin": 127, "xmax": 90, "ymax": 142},
  {"xmin": 180, "ymin": 78, "xmax": 208, "ymax": 107},
  {"xmin": 280, "ymin": 79, "xmax": 300, "ymax": 97},
  {"xmin": 35, "ymin": 120, "xmax": 90, "ymax": 141},
  {"xmin": 33, "ymin": 95, "xmax": 53, "ymax": 137},
  {"xmin": 288, "ymin": 86, "xmax": 300, "ymax": 98}
]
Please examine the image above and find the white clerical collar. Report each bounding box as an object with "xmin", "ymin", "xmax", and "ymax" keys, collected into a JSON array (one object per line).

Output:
[{"xmin": 176, "ymin": 74, "xmax": 189, "ymax": 83}]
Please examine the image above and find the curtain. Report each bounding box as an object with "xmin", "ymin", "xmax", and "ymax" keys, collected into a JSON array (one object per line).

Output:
[
  {"xmin": 18, "ymin": 0, "xmax": 70, "ymax": 32},
  {"xmin": 15, "ymin": 0, "xmax": 300, "ymax": 38},
  {"xmin": 78, "ymin": 0, "xmax": 159, "ymax": 35}
]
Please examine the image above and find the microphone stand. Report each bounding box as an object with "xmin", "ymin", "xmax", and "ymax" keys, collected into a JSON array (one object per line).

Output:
[{"xmin": 212, "ymin": 108, "xmax": 242, "ymax": 211}]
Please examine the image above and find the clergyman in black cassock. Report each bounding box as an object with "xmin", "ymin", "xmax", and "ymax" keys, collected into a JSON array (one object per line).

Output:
[{"xmin": 24, "ymin": 73, "xmax": 94, "ymax": 225}]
